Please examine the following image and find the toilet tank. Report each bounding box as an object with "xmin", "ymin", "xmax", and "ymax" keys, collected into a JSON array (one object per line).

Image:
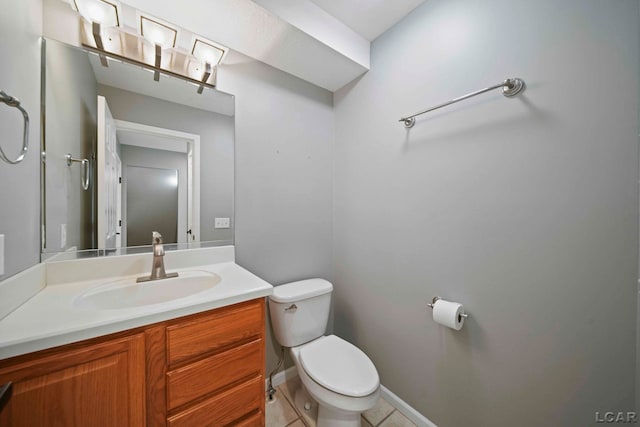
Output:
[{"xmin": 269, "ymin": 279, "xmax": 333, "ymax": 347}]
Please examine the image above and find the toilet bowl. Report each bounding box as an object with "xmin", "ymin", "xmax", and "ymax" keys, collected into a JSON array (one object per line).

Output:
[
  {"xmin": 292, "ymin": 335, "xmax": 380, "ymax": 426},
  {"xmin": 269, "ymin": 279, "xmax": 380, "ymax": 427}
]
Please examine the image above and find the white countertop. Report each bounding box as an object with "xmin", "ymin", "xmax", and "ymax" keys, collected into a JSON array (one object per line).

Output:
[{"xmin": 0, "ymin": 246, "xmax": 273, "ymax": 360}]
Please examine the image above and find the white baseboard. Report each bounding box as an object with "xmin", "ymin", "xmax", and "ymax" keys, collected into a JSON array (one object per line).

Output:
[
  {"xmin": 380, "ymin": 385, "xmax": 437, "ymax": 427},
  {"xmin": 268, "ymin": 369, "xmax": 437, "ymax": 427},
  {"xmin": 265, "ymin": 366, "xmax": 298, "ymax": 391}
]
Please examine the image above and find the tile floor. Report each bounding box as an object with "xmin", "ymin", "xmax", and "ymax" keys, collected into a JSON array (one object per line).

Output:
[{"xmin": 265, "ymin": 376, "xmax": 417, "ymax": 427}]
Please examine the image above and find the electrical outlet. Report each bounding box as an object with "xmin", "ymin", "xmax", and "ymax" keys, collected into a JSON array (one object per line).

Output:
[
  {"xmin": 0, "ymin": 234, "xmax": 4, "ymax": 275},
  {"xmin": 60, "ymin": 224, "xmax": 67, "ymax": 248},
  {"xmin": 214, "ymin": 217, "xmax": 230, "ymax": 229}
]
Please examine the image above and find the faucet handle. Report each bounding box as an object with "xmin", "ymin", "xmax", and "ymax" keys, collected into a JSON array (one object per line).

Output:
[
  {"xmin": 152, "ymin": 231, "xmax": 163, "ymax": 245},
  {"xmin": 152, "ymin": 231, "xmax": 164, "ymax": 257}
]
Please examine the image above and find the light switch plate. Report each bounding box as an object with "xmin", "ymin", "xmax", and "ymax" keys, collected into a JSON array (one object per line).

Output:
[
  {"xmin": 214, "ymin": 217, "xmax": 230, "ymax": 229},
  {"xmin": 0, "ymin": 234, "xmax": 4, "ymax": 275}
]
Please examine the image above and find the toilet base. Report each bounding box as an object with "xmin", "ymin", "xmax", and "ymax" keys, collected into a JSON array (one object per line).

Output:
[
  {"xmin": 294, "ymin": 386, "xmax": 318, "ymax": 427},
  {"xmin": 293, "ymin": 383, "xmax": 362, "ymax": 427},
  {"xmin": 317, "ymin": 405, "xmax": 362, "ymax": 427}
]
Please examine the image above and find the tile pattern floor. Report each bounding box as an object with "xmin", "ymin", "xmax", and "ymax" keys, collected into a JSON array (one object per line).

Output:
[{"xmin": 266, "ymin": 376, "xmax": 417, "ymax": 427}]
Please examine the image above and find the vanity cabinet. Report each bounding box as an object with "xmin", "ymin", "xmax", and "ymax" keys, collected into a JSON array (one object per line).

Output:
[
  {"xmin": 0, "ymin": 298, "xmax": 266, "ymax": 427},
  {"xmin": 0, "ymin": 334, "xmax": 146, "ymax": 426}
]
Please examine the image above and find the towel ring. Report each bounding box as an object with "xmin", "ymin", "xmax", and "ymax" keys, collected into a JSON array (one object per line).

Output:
[
  {"xmin": 0, "ymin": 90, "xmax": 29, "ymax": 165},
  {"xmin": 66, "ymin": 153, "xmax": 90, "ymax": 190}
]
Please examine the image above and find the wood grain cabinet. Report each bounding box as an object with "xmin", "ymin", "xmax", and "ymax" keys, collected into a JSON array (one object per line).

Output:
[
  {"xmin": 0, "ymin": 334, "xmax": 146, "ymax": 427},
  {"xmin": 0, "ymin": 298, "xmax": 266, "ymax": 427}
]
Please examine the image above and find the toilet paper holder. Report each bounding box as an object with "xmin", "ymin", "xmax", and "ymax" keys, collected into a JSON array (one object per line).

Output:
[{"xmin": 427, "ymin": 297, "xmax": 469, "ymax": 318}]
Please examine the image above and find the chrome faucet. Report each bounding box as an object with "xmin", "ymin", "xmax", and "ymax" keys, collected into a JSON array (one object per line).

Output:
[{"xmin": 136, "ymin": 231, "xmax": 179, "ymax": 283}]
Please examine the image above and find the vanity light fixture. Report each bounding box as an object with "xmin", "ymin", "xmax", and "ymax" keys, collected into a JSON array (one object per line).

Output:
[
  {"xmin": 91, "ymin": 22, "xmax": 109, "ymax": 67},
  {"xmin": 197, "ymin": 62, "xmax": 212, "ymax": 94},
  {"xmin": 139, "ymin": 14, "xmax": 178, "ymax": 82},
  {"xmin": 73, "ymin": 0, "xmax": 121, "ymax": 68},
  {"xmin": 154, "ymin": 44, "xmax": 161, "ymax": 81},
  {"xmin": 72, "ymin": 0, "xmax": 120, "ymax": 27},
  {"xmin": 74, "ymin": 2, "xmax": 221, "ymax": 91},
  {"xmin": 140, "ymin": 15, "xmax": 177, "ymax": 49},
  {"xmin": 191, "ymin": 38, "xmax": 226, "ymax": 66}
]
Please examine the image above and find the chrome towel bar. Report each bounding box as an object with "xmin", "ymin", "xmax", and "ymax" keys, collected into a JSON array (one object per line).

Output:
[
  {"xmin": 399, "ymin": 78, "xmax": 525, "ymax": 128},
  {"xmin": 0, "ymin": 90, "xmax": 29, "ymax": 164}
]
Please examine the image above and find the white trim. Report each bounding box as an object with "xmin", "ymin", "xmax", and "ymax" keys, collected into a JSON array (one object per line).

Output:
[
  {"xmin": 114, "ymin": 153, "xmax": 122, "ymax": 246},
  {"xmin": 113, "ymin": 119, "xmax": 201, "ymax": 244},
  {"xmin": 265, "ymin": 366, "xmax": 298, "ymax": 391},
  {"xmin": 269, "ymin": 369, "xmax": 438, "ymax": 427},
  {"xmin": 97, "ymin": 96, "xmax": 106, "ymax": 249},
  {"xmin": 380, "ymin": 385, "xmax": 437, "ymax": 427}
]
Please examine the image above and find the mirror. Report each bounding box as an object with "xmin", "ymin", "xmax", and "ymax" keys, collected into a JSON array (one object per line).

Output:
[{"xmin": 41, "ymin": 37, "xmax": 234, "ymax": 259}]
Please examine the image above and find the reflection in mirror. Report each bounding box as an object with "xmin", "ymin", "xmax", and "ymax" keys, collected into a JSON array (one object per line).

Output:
[
  {"xmin": 42, "ymin": 37, "xmax": 234, "ymax": 260},
  {"xmin": 126, "ymin": 165, "xmax": 179, "ymax": 246}
]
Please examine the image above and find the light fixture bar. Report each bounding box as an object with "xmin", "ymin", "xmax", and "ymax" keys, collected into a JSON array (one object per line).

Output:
[
  {"xmin": 92, "ymin": 22, "xmax": 109, "ymax": 67},
  {"xmin": 153, "ymin": 44, "xmax": 161, "ymax": 81},
  {"xmin": 81, "ymin": 44, "xmax": 217, "ymax": 90},
  {"xmin": 197, "ymin": 62, "xmax": 212, "ymax": 94}
]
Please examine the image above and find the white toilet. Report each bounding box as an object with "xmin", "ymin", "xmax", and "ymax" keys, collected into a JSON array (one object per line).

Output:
[{"xmin": 269, "ymin": 278, "xmax": 380, "ymax": 427}]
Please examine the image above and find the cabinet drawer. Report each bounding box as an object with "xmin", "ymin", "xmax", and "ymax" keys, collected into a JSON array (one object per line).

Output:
[
  {"xmin": 167, "ymin": 376, "xmax": 263, "ymax": 427},
  {"xmin": 234, "ymin": 411, "xmax": 264, "ymax": 427},
  {"xmin": 167, "ymin": 299, "xmax": 263, "ymax": 365},
  {"xmin": 167, "ymin": 339, "xmax": 262, "ymax": 410}
]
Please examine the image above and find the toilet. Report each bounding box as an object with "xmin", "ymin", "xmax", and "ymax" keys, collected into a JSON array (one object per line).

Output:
[{"xmin": 269, "ymin": 279, "xmax": 380, "ymax": 427}]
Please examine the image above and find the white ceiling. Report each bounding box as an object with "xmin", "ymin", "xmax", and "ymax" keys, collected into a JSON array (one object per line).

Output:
[
  {"xmin": 307, "ymin": 0, "xmax": 427, "ymax": 41},
  {"xmin": 124, "ymin": 0, "xmax": 373, "ymax": 91}
]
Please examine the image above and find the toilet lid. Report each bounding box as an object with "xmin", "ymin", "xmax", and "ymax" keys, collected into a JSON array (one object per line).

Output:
[{"xmin": 299, "ymin": 335, "xmax": 379, "ymax": 397}]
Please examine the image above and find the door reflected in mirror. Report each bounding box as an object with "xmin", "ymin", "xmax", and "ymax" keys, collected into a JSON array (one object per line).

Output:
[
  {"xmin": 42, "ymin": 37, "xmax": 234, "ymax": 259},
  {"xmin": 126, "ymin": 165, "xmax": 179, "ymax": 247}
]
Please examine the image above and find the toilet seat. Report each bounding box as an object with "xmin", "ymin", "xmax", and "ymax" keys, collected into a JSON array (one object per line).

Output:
[{"xmin": 299, "ymin": 335, "xmax": 379, "ymax": 397}]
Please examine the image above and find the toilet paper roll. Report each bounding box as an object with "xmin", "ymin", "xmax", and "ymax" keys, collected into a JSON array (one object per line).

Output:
[{"xmin": 432, "ymin": 299, "xmax": 465, "ymax": 330}]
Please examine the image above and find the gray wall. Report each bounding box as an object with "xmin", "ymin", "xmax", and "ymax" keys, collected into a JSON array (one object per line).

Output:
[
  {"xmin": 120, "ymin": 145, "xmax": 187, "ymax": 246},
  {"xmin": 0, "ymin": 0, "xmax": 42, "ymax": 280},
  {"xmin": 333, "ymin": 1, "xmax": 639, "ymax": 426},
  {"xmin": 97, "ymin": 85, "xmax": 234, "ymax": 244},
  {"xmin": 44, "ymin": 40, "xmax": 97, "ymax": 252},
  {"xmin": 217, "ymin": 57, "xmax": 334, "ymax": 373}
]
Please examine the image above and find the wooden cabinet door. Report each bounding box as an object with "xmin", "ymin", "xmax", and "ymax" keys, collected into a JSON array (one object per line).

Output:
[{"xmin": 0, "ymin": 334, "xmax": 145, "ymax": 427}]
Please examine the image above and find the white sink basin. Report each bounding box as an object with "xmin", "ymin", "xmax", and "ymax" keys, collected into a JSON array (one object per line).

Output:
[{"xmin": 74, "ymin": 270, "xmax": 221, "ymax": 310}]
